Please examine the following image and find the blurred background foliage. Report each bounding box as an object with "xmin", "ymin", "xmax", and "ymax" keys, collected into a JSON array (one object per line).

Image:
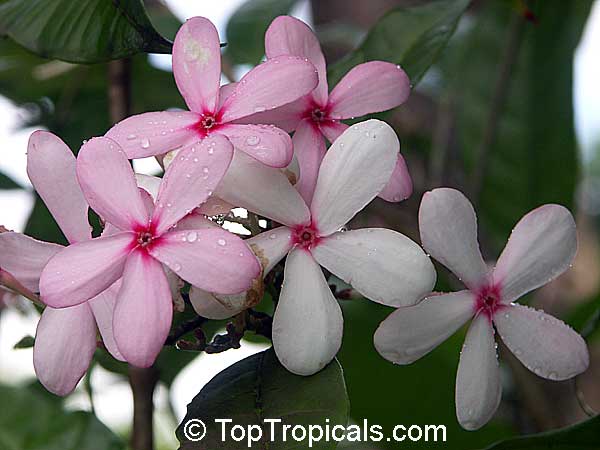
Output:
[{"xmin": 1, "ymin": 0, "xmax": 599, "ymax": 449}]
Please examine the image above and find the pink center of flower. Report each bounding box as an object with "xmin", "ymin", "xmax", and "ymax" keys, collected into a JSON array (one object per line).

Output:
[
  {"xmin": 194, "ymin": 112, "xmax": 222, "ymax": 137},
  {"xmin": 311, "ymin": 108, "xmax": 326, "ymax": 122},
  {"xmin": 292, "ymin": 224, "xmax": 320, "ymax": 250},
  {"xmin": 475, "ymin": 284, "xmax": 505, "ymax": 320},
  {"xmin": 137, "ymin": 231, "xmax": 155, "ymax": 248}
]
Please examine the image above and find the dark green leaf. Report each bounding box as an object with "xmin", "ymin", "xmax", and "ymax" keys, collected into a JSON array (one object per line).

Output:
[
  {"xmin": 483, "ymin": 415, "xmax": 600, "ymax": 449},
  {"xmin": 225, "ymin": 0, "xmax": 298, "ymax": 65},
  {"xmin": 13, "ymin": 335, "xmax": 34, "ymax": 349},
  {"xmin": 176, "ymin": 348, "xmax": 349, "ymax": 449},
  {"xmin": 0, "ymin": 171, "xmax": 22, "ymax": 189},
  {"xmin": 451, "ymin": 0, "xmax": 592, "ymax": 249},
  {"xmin": 0, "ymin": 383, "xmax": 124, "ymax": 450},
  {"xmin": 327, "ymin": 0, "xmax": 470, "ymax": 86},
  {"xmin": 0, "ymin": 0, "xmax": 173, "ymax": 63}
]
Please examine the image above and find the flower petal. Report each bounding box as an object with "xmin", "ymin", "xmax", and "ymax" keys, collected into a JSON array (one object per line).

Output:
[
  {"xmin": 455, "ymin": 314, "xmax": 502, "ymax": 431},
  {"xmin": 248, "ymin": 226, "xmax": 293, "ymax": 275},
  {"xmin": 172, "ymin": 17, "xmax": 222, "ymax": 113},
  {"xmin": 313, "ymin": 228, "xmax": 436, "ymax": 306},
  {"xmin": 419, "ymin": 188, "xmax": 489, "ymax": 289},
  {"xmin": 220, "ymin": 55, "xmax": 318, "ymax": 122},
  {"xmin": 328, "ymin": 61, "xmax": 410, "ymax": 119},
  {"xmin": 197, "ymin": 196, "xmax": 233, "ymax": 216},
  {"xmin": 175, "ymin": 211, "xmax": 218, "ymax": 230},
  {"xmin": 152, "ymin": 135, "xmax": 233, "ymax": 235},
  {"xmin": 0, "ymin": 232, "xmax": 62, "ymax": 291},
  {"xmin": 378, "ymin": 153, "xmax": 413, "ymax": 202},
  {"xmin": 33, "ymin": 304, "xmax": 96, "ymax": 395},
  {"xmin": 105, "ymin": 111, "xmax": 199, "ymax": 159},
  {"xmin": 39, "ymin": 232, "xmax": 134, "ymax": 308},
  {"xmin": 494, "ymin": 304, "xmax": 588, "ymax": 380},
  {"xmin": 77, "ymin": 137, "xmax": 148, "ymax": 231},
  {"xmin": 265, "ymin": 15, "xmax": 328, "ymax": 105},
  {"xmin": 493, "ymin": 205, "xmax": 577, "ymax": 304},
  {"xmin": 238, "ymin": 97, "xmax": 309, "ymax": 132},
  {"xmin": 113, "ymin": 250, "xmax": 172, "ymax": 367},
  {"xmin": 292, "ymin": 119, "xmax": 326, "ymax": 203},
  {"xmin": 216, "ymin": 150, "xmax": 310, "ymax": 227},
  {"xmin": 189, "ymin": 288, "xmax": 245, "ymax": 320},
  {"xmin": 311, "ymin": 120, "xmax": 399, "ymax": 236},
  {"xmin": 374, "ymin": 291, "xmax": 475, "ymax": 364},
  {"xmin": 149, "ymin": 228, "xmax": 260, "ymax": 295},
  {"xmin": 219, "ymin": 123, "xmax": 292, "ymax": 168},
  {"xmin": 27, "ymin": 131, "xmax": 90, "ymax": 243},
  {"xmin": 88, "ymin": 282, "xmax": 125, "ymax": 361},
  {"xmin": 273, "ymin": 249, "xmax": 343, "ymax": 375},
  {"xmin": 319, "ymin": 120, "xmax": 348, "ymax": 143}
]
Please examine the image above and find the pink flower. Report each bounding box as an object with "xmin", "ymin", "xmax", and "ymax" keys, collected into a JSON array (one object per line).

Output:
[
  {"xmin": 105, "ymin": 17, "xmax": 319, "ymax": 169},
  {"xmin": 39, "ymin": 135, "xmax": 261, "ymax": 367},
  {"xmin": 374, "ymin": 188, "xmax": 589, "ymax": 430},
  {"xmin": 0, "ymin": 131, "xmax": 124, "ymax": 395},
  {"xmin": 244, "ymin": 16, "xmax": 412, "ymax": 203},
  {"xmin": 190, "ymin": 120, "xmax": 436, "ymax": 375}
]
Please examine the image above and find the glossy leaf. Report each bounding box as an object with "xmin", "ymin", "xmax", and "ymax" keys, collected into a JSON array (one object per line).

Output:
[
  {"xmin": 0, "ymin": 0, "xmax": 172, "ymax": 63},
  {"xmin": 328, "ymin": 0, "xmax": 470, "ymax": 86},
  {"xmin": 225, "ymin": 0, "xmax": 298, "ymax": 65},
  {"xmin": 176, "ymin": 348, "xmax": 349, "ymax": 449}
]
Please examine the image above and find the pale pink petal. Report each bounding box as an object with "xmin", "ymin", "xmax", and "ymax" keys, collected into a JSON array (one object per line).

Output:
[
  {"xmin": 313, "ymin": 228, "xmax": 436, "ymax": 306},
  {"xmin": 217, "ymin": 82, "xmax": 237, "ymax": 110},
  {"xmin": 113, "ymin": 250, "xmax": 172, "ymax": 367},
  {"xmin": 0, "ymin": 232, "xmax": 62, "ymax": 291},
  {"xmin": 378, "ymin": 154, "xmax": 413, "ymax": 202},
  {"xmin": 273, "ymin": 249, "xmax": 343, "ymax": 375},
  {"xmin": 189, "ymin": 288, "xmax": 245, "ymax": 319},
  {"xmin": 328, "ymin": 61, "xmax": 410, "ymax": 119},
  {"xmin": 197, "ymin": 197, "xmax": 233, "ymax": 216},
  {"xmin": 494, "ymin": 304, "xmax": 588, "ymax": 380},
  {"xmin": 175, "ymin": 211, "xmax": 218, "ymax": 231},
  {"xmin": 27, "ymin": 131, "xmax": 90, "ymax": 243},
  {"xmin": 105, "ymin": 111, "xmax": 199, "ymax": 159},
  {"xmin": 77, "ymin": 137, "xmax": 148, "ymax": 231},
  {"xmin": 419, "ymin": 188, "xmax": 489, "ymax": 290},
  {"xmin": 248, "ymin": 226, "xmax": 293, "ymax": 275},
  {"xmin": 319, "ymin": 120, "xmax": 348, "ymax": 143},
  {"xmin": 172, "ymin": 17, "xmax": 222, "ymax": 113},
  {"xmin": 220, "ymin": 55, "xmax": 318, "ymax": 122},
  {"xmin": 149, "ymin": 228, "xmax": 260, "ymax": 295},
  {"xmin": 455, "ymin": 314, "xmax": 502, "ymax": 431},
  {"xmin": 135, "ymin": 174, "xmax": 162, "ymax": 200},
  {"xmin": 265, "ymin": 15, "xmax": 328, "ymax": 105},
  {"xmin": 39, "ymin": 232, "xmax": 134, "ymax": 308},
  {"xmin": 237, "ymin": 97, "xmax": 309, "ymax": 132},
  {"xmin": 219, "ymin": 124, "xmax": 292, "ymax": 168},
  {"xmin": 33, "ymin": 304, "xmax": 96, "ymax": 395},
  {"xmin": 152, "ymin": 135, "xmax": 233, "ymax": 235},
  {"xmin": 493, "ymin": 205, "xmax": 577, "ymax": 304},
  {"xmin": 216, "ymin": 151, "xmax": 310, "ymax": 227},
  {"xmin": 88, "ymin": 282, "xmax": 125, "ymax": 361},
  {"xmin": 311, "ymin": 120, "xmax": 399, "ymax": 236},
  {"xmin": 292, "ymin": 119, "xmax": 326, "ymax": 203},
  {"xmin": 374, "ymin": 291, "xmax": 475, "ymax": 364}
]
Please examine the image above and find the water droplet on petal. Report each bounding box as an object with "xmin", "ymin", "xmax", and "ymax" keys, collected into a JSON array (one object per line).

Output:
[
  {"xmin": 172, "ymin": 263, "xmax": 181, "ymax": 272},
  {"xmin": 217, "ymin": 238, "xmax": 226, "ymax": 246},
  {"xmin": 140, "ymin": 137, "xmax": 150, "ymax": 149},
  {"xmin": 187, "ymin": 231, "xmax": 198, "ymax": 243},
  {"xmin": 127, "ymin": 134, "xmax": 137, "ymax": 140},
  {"xmin": 253, "ymin": 106, "xmax": 266, "ymax": 113},
  {"xmin": 245, "ymin": 135, "xmax": 260, "ymax": 146}
]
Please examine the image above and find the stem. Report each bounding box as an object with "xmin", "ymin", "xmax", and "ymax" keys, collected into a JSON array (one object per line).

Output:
[
  {"xmin": 471, "ymin": 12, "xmax": 526, "ymax": 205},
  {"xmin": 107, "ymin": 58, "xmax": 156, "ymax": 450}
]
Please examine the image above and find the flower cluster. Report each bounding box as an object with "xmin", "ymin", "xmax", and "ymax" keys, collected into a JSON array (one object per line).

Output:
[{"xmin": 0, "ymin": 15, "xmax": 589, "ymax": 431}]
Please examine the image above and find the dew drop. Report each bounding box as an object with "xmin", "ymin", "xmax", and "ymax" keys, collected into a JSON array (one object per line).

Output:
[
  {"xmin": 127, "ymin": 134, "xmax": 137, "ymax": 140},
  {"xmin": 254, "ymin": 106, "xmax": 267, "ymax": 113},
  {"xmin": 187, "ymin": 231, "xmax": 198, "ymax": 243},
  {"xmin": 245, "ymin": 135, "xmax": 260, "ymax": 146},
  {"xmin": 172, "ymin": 263, "xmax": 181, "ymax": 272},
  {"xmin": 217, "ymin": 238, "xmax": 227, "ymax": 246},
  {"xmin": 140, "ymin": 137, "xmax": 150, "ymax": 149}
]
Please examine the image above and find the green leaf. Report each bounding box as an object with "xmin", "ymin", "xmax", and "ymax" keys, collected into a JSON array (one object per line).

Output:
[
  {"xmin": 0, "ymin": 0, "xmax": 173, "ymax": 63},
  {"xmin": 225, "ymin": 0, "xmax": 298, "ymax": 65},
  {"xmin": 13, "ymin": 335, "xmax": 34, "ymax": 349},
  {"xmin": 0, "ymin": 171, "xmax": 22, "ymax": 189},
  {"xmin": 0, "ymin": 383, "xmax": 124, "ymax": 450},
  {"xmin": 176, "ymin": 348, "xmax": 349, "ymax": 449},
  {"xmin": 327, "ymin": 0, "xmax": 470, "ymax": 86},
  {"xmin": 483, "ymin": 415, "xmax": 600, "ymax": 449},
  {"xmin": 451, "ymin": 0, "xmax": 592, "ymax": 248}
]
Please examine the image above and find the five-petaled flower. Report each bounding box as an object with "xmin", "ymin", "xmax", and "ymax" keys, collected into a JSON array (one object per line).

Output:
[
  {"xmin": 244, "ymin": 16, "xmax": 413, "ymax": 203},
  {"xmin": 0, "ymin": 131, "xmax": 125, "ymax": 395},
  {"xmin": 106, "ymin": 16, "xmax": 319, "ymax": 169},
  {"xmin": 38, "ymin": 135, "xmax": 260, "ymax": 367},
  {"xmin": 374, "ymin": 188, "xmax": 589, "ymax": 430},
  {"xmin": 189, "ymin": 120, "xmax": 436, "ymax": 375}
]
